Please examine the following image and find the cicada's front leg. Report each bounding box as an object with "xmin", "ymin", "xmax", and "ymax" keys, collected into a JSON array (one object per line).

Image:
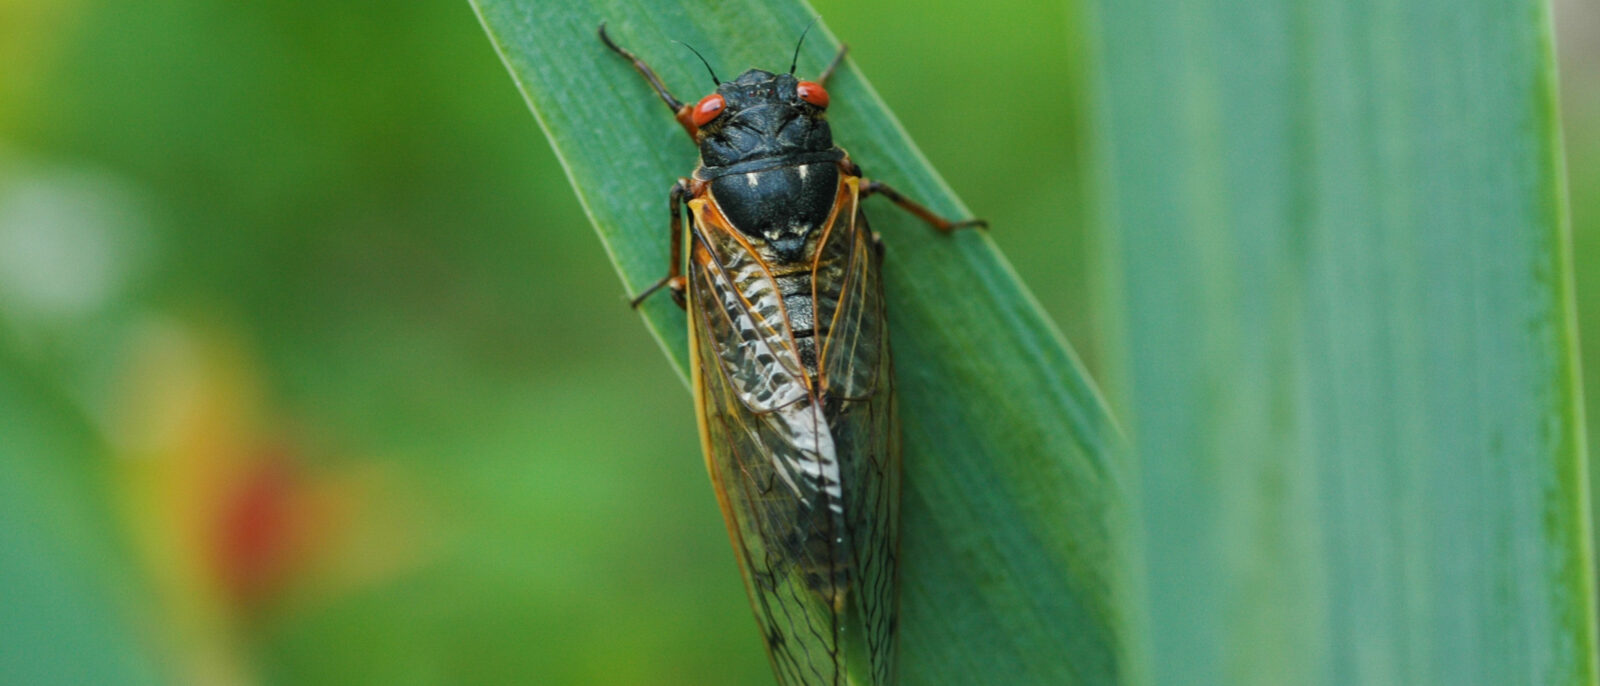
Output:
[
  {"xmin": 598, "ymin": 24, "xmax": 704, "ymax": 140},
  {"xmin": 818, "ymin": 43, "xmax": 849, "ymax": 87}
]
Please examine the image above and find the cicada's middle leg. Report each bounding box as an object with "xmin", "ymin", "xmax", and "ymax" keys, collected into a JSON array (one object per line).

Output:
[
  {"xmin": 839, "ymin": 159, "xmax": 987, "ymax": 234},
  {"xmin": 630, "ymin": 178, "xmax": 695, "ymax": 310},
  {"xmin": 861, "ymin": 179, "xmax": 988, "ymax": 233}
]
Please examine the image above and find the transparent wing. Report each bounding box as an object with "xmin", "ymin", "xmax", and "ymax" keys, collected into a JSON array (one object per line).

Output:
[
  {"xmin": 688, "ymin": 183, "xmax": 899, "ymax": 685},
  {"xmin": 815, "ymin": 181, "xmax": 885, "ymax": 401},
  {"xmin": 690, "ymin": 239, "xmax": 847, "ymax": 685},
  {"xmin": 814, "ymin": 193, "xmax": 900, "ymax": 685},
  {"xmin": 691, "ymin": 207, "xmax": 810, "ymax": 414}
]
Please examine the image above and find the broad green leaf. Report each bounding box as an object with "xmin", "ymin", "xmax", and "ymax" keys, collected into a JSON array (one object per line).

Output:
[
  {"xmin": 1091, "ymin": 0, "xmax": 1598, "ymax": 683},
  {"xmin": 471, "ymin": 1, "xmax": 1134, "ymax": 683}
]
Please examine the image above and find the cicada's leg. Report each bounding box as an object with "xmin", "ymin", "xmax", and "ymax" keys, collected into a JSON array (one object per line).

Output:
[
  {"xmin": 598, "ymin": 23, "xmax": 700, "ymax": 139},
  {"xmin": 860, "ymin": 178, "xmax": 988, "ymax": 233},
  {"xmin": 818, "ymin": 44, "xmax": 849, "ymax": 86},
  {"xmin": 630, "ymin": 178, "xmax": 693, "ymax": 309}
]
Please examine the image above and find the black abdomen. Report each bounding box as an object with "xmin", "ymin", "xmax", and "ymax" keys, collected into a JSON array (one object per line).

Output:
[{"xmin": 772, "ymin": 271, "xmax": 820, "ymax": 373}]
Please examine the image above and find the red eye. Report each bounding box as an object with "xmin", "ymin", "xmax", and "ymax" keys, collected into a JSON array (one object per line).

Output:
[
  {"xmin": 797, "ymin": 81, "xmax": 829, "ymax": 108},
  {"xmin": 691, "ymin": 93, "xmax": 725, "ymax": 128}
]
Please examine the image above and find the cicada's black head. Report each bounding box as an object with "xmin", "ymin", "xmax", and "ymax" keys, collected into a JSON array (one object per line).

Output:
[{"xmin": 686, "ymin": 68, "xmax": 835, "ymax": 170}]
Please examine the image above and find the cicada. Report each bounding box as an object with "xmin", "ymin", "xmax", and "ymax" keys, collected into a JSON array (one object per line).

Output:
[{"xmin": 600, "ymin": 22, "xmax": 983, "ymax": 686}]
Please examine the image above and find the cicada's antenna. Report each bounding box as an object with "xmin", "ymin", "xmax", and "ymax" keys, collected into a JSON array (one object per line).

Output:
[
  {"xmin": 673, "ymin": 40, "xmax": 722, "ymax": 87},
  {"xmin": 789, "ymin": 16, "xmax": 821, "ymax": 75}
]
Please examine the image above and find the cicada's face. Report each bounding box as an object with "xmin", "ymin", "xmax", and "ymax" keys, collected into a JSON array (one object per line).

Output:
[{"xmin": 690, "ymin": 69, "xmax": 834, "ymax": 167}]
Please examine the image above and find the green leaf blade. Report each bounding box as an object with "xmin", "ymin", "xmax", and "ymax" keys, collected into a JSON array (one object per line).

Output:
[
  {"xmin": 471, "ymin": 2, "xmax": 1134, "ymax": 683},
  {"xmin": 1092, "ymin": 0, "xmax": 1598, "ymax": 683}
]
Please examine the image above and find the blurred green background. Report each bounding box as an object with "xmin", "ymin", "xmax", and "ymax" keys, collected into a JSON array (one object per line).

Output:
[
  {"xmin": 0, "ymin": 0, "xmax": 1591, "ymax": 683},
  {"xmin": 0, "ymin": 1, "xmax": 1091, "ymax": 684}
]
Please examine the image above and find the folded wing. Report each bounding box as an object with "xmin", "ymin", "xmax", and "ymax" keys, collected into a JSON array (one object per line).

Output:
[{"xmin": 688, "ymin": 179, "xmax": 899, "ymax": 685}]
